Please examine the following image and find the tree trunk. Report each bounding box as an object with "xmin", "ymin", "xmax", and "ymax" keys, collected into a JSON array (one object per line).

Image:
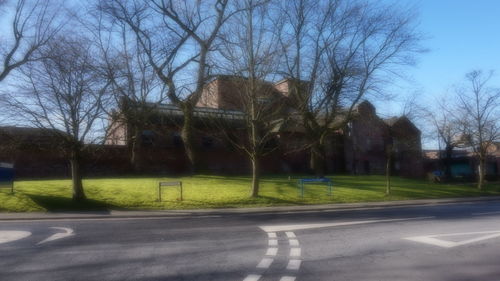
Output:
[
  {"xmin": 478, "ymin": 157, "xmax": 485, "ymax": 190},
  {"xmin": 386, "ymin": 143, "xmax": 393, "ymax": 195},
  {"xmin": 181, "ymin": 105, "xmax": 197, "ymax": 174},
  {"xmin": 70, "ymin": 149, "xmax": 85, "ymax": 201},
  {"xmin": 386, "ymin": 152, "xmax": 391, "ymax": 195},
  {"xmin": 130, "ymin": 125, "xmax": 142, "ymax": 173},
  {"xmin": 310, "ymin": 142, "xmax": 326, "ymax": 178},
  {"xmin": 250, "ymin": 157, "xmax": 260, "ymax": 197},
  {"xmin": 444, "ymin": 145, "xmax": 453, "ymax": 180}
]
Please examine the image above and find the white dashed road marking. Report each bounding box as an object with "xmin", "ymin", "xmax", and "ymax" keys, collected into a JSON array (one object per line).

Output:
[
  {"xmin": 244, "ymin": 216, "xmax": 438, "ymax": 281},
  {"xmin": 243, "ymin": 274, "xmax": 261, "ymax": 281},
  {"xmin": 286, "ymin": 259, "xmax": 302, "ymax": 270},
  {"xmin": 268, "ymin": 232, "xmax": 277, "ymax": 238},
  {"xmin": 257, "ymin": 258, "xmax": 274, "ymax": 269},
  {"xmin": 290, "ymin": 248, "xmax": 301, "ymax": 257},
  {"xmin": 266, "ymin": 247, "xmax": 278, "ymax": 256}
]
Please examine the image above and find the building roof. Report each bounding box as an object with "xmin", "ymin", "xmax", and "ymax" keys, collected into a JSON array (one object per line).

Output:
[
  {"xmin": 0, "ymin": 126, "xmax": 65, "ymax": 148},
  {"xmin": 383, "ymin": 116, "xmax": 421, "ymax": 134},
  {"xmin": 0, "ymin": 126, "xmax": 63, "ymax": 137},
  {"xmin": 383, "ymin": 117, "xmax": 399, "ymax": 126},
  {"xmin": 153, "ymin": 103, "xmax": 245, "ymax": 120},
  {"xmin": 422, "ymin": 149, "xmax": 476, "ymax": 160}
]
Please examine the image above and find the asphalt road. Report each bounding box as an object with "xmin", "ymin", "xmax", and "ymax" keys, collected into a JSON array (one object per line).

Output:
[{"xmin": 2, "ymin": 201, "xmax": 500, "ymax": 281}]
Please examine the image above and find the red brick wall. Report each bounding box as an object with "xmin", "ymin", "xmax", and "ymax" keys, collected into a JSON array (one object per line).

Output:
[{"xmin": 344, "ymin": 103, "xmax": 389, "ymax": 175}]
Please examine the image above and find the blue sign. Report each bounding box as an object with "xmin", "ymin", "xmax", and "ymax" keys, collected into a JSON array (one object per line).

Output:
[
  {"xmin": 0, "ymin": 163, "xmax": 14, "ymax": 193},
  {"xmin": 297, "ymin": 178, "xmax": 333, "ymax": 197}
]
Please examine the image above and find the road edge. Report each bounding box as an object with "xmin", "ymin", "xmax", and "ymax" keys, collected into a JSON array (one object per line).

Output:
[{"xmin": 2, "ymin": 196, "xmax": 500, "ymax": 221}]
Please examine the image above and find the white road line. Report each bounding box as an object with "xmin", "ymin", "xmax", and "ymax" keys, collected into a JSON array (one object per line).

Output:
[
  {"xmin": 290, "ymin": 248, "xmax": 301, "ymax": 257},
  {"xmin": 268, "ymin": 232, "xmax": 277, "ymax": 238},
  {"xmin": 268, "ymin": 239, "xmax": 278, "ymax": 246},
  {"xmin": 404, "ymin": 230, "xmax": 500, "ymax": 248},
  {"xmin": 285, "ymin": 231, "xmax": 296, "ymax": 238},
  {"xmin": 280, "ymin": 276, "xmax": 296, "ymax": 281},
  {"xmin": 37, "ymin": 227, "xmax": 74, "ymax": 245},
  {"xmin": 0, "ymin": 231, "xmax": 32, "ymax": 244},
  {"xmin": 289, "ymin": 239, "xmax": 299, "ymax": 246},
  {"xmin": 287, "ymin": 259, "xmax": 301, "ymax": 270},
  {"xmin": 266, "ymin": 247, "xmax": 278, "ymax": 256},
  {"xmin": 259, "ymin": 216, "xmax": 434, "ymax": 232},
  {"xmin": 257, "ymin": 258, "xmax": 274, "ymax": 269},
  {"xmin": 472, "ymin": 211, "xmax": 500, "ymax": 216},
  {"xmin": 243, "ymin": 274, "xmax": 261, "ymax": 281}
]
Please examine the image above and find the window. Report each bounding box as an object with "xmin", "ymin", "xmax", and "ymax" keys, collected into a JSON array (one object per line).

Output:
[
  {"xmin": 172, "ymin": 132, "xmax": 183, "ymax": 148},
  {"xmin": 202, "ymin": 136, "xmax": 214, "ymax": 149},
  {"xmin": 347, "ymin": 121, "xmax": 353, "ymax": 137},
  {"xmin": 141, "ymin": 130, "xmax": 155, "ymax": 147},
  {"xmin": 257, "ymin": 97, "xmax": 271, "ymax": 104}
]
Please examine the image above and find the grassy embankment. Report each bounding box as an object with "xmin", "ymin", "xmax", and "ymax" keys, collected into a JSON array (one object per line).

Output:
[{"xmin": 0, "ymin": 175, "xmax": 498, "ymax": 212}]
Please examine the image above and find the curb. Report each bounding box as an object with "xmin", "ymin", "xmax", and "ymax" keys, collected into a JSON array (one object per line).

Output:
[{"xmin": 1, "ymin": 196, "xmax": 500, "ymax": 221}]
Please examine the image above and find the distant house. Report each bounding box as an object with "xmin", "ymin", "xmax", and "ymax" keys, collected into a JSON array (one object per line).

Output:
[
  {"xmin": 423, "ymin": 142, "xmax": 500, "ymax": 180},
  {"xmin": 487, "ymin": 142, "xmax": 500, "ymax": 177},
  {"xmin": 0, "ymin": 126, "xmax": 67, "ymax": 177},
  {"xmin": 343, "ymin": 101, "xmax": 423, "ymax": 177}
]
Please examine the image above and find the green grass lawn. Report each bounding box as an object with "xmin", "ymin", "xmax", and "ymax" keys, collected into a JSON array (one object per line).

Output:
[{"xmin": 0, "ymin": 175, "xmax": 499, "ymax": 212}]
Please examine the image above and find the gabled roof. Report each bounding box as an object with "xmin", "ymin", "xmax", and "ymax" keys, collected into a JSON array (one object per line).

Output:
[
  {"xmin": 383, "ymin": 116, "xmax": 420, "ymax": 134},
  {"xmin": 383, "ymin": 117, "xmax": 399, "ymax": 126}
]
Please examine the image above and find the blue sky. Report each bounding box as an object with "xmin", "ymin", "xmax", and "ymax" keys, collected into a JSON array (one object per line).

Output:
[
  {"xmin": 2, "ymin": 0, "xmax": 498, "ymax": 148},
  {"xmin": 376, "ymin": 0, "xmax": 500, "ymax": 117}
]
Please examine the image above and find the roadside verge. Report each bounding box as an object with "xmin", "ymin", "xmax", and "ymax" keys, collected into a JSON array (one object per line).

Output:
[{"xmin": 1, "ymin": 196, "xmax": 500, "ymax": 221}]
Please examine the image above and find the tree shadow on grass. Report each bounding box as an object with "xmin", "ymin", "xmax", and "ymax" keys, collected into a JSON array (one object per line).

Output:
[
  {"xmin": 255, "ymin": 195, "xmax": 307, "ymax": 205},
  {"xmin": 25, "ymin": 194, "xmax": 118, "ymax": 213}
]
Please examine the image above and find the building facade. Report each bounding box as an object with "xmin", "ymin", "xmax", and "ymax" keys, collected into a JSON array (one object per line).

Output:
[
  {"xmin": 106, "ymin": 76, "xmax": 424, "ymax": 177},
  {"xmin": 0, "ymin": 76, "xmax": 424, "ymax": 178}
]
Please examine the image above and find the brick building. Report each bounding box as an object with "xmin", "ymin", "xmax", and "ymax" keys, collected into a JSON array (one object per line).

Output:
[
  {"xmin": 423, "ymin": 143, "xmax": 500, "ymax": 180},
  {"xmin": 0, "ymin": 76, "xmax": 423, "ymax": 178},
  {"xmin": 106, "ymin": 76, "xmax": 423, "ymax": 177},
  {"xmin": 0, "ymin": 127, "xmax": 68, "ymax": 177}
]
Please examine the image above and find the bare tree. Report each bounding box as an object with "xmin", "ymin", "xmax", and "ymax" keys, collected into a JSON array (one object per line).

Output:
[
  {"xmin": 89, "ymin": 8, "xmax": 167, "ymax": 172},
  {"xmin": 100, "ymin": 0, "xmax": 235, "ymax": 173},
  {"xmin": 384, "ymin": 117, "xmax": 422, "ymax": 194},
  {"xmin": 213, "ymin": 0, "xmax": 285, "ymax": 197},
  {"xmin": 279, "ymin": 0, "xmax": 423, "ymax": 177},
  {"xmin": 0, "ymin": 36, "xmax": 111, "ymax": 201},
  {"xmin": 455, "ymin": 70, "xmax": 500, "ymax": 190},
  {"xmin": 0, "ymin": 0, "xmax": 61, "ymax": 82},
  {"xmin": 425, "ymin": 97, "xmax": 463, "ymax": 180},
  {"xmin": 385, "ymin": 140, "xmax": 393, "ymax": 195}
]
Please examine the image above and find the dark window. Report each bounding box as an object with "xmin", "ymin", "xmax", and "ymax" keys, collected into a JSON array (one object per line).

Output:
[
  {"xmin": 364, "ymin": 160, "xmax": 370, "ymax": 174},
  {"xmin": 141, "ymin": 130, "xmax": 155, "ymax": 147},
  {"xmin": 172, "ymin": 132, "xmax": 183, "ymax": 148},
  {"xmin": 202, "ymin": 136, "xmax": 214, "ymax": 149},
  {"xmin": 264, "ymin": 138, "xmax": 278, "ymax": 151},
  {"xmin": 257, "ymin": 97, "xmax": 271, "ymax": 104}
]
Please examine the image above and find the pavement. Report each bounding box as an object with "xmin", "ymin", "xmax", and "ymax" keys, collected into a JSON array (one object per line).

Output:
[
  {"xmin": 3, "ymin": 197, "xmax": 500, "ymax": 280},
  {"xmin": 1, "ymin": 195, "xmax": 500, "ymax": 221}
]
